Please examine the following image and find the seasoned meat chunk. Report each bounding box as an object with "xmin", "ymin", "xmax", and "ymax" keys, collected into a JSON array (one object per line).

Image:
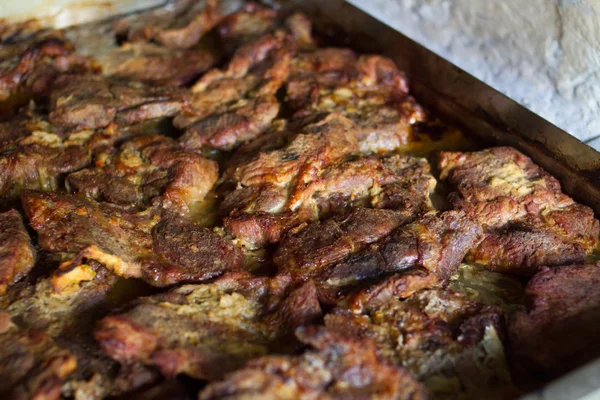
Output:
[
  {"xmin": 0, "ymin": 114, "xmax": 91, "ymax": 200},
  {"xmin": 95, "ymin": 272, "xmax": 322, "ymax": 380},
  {"xmin": 66, "ymin": 134, "xmax": 218, "ymax": 213},
  {"xmin": 509, "ymin": 264, "xmax": 600, "ymax": 379},
  {"xmin": 439, "ymin": 147, "xmax": 600, "ymax": 274},
  {"xmin": 49, "ymin": 74, "xmax": 189, "ymax": 130},
  {"xmin": 274, "ymin": 208, "xmax": 412, "ymax": 283},
  {"xmin": 22, "ymin": 191, "xmax": 244, "ymax": 286},
  {"xmin": 174, "ymin": 33, "xmax": 291, "ymax": 151},
  {"xmin": 276, "ymin": 210, "xmax": 482, "ymax": 305},
  {"xmin": 199, "ymin": 325, "xmax": 427, "ymax": 400},
  {"xmin": 100, "ymin": 42, "xmax": 215, "ymax": 86},
  {"xmin": 114, "ymin": 0, "xmax": 221, "ymax": 49},
  {"xmin": 326, "ymin": 289, "xmax": 516, "ymax": 400},
  {"xmin": 217, "ymin": 2, "xmax": 279, "ymax": 51},
  {"xmin": 0, "ymin": 311, "xmax": 76, "ymax": 400},
  {"xmin": 222, "ymin": 113, "xmax": 436, "ymax": 248},
  {"xmin": 0, "ymin": 34, "xmax": 94, "ymax": 105},
  {"xmin": 286, "ymin": 48, "xmax": 425, "ymax": 152},
  {"xmin": 0, "ymin": 209, "xmax": 35, "ymax": 294},
  {"xmin": 7, "ymin": 264, "xmax": 160, "ymax": 399}
]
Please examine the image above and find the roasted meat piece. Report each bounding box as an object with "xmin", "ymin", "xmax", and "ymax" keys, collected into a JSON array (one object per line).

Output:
[
  {"xmin": 509, "ymin": 263, "xmax": 600, "ymax": 379},
  {"xmin": 95, "ymin": 272, "xmax": 322, "ymax": 380},
  {"xmin": 217, "ymin": 2, "xmax": 279, "ymax": 51},
  {"xmin": 0, "ymin": 311, "xmax": 77, "ymax": 400},
  {"xmin": 0, "ymin": 33, "xmax": 94, "ymax": 106},
  {"xmin": 0, "ymin": 209, "xmax": 35, "ymax": 294},
  {"xmin": 114, "ymin": 0, "xmax": 221, "ymax": 49},
  {"xmin": 174, "ymin": 32, "xmax": 291, "ymax": 151},
  {"xmin": 66, "ymin": 134, "xmax": 218, "ymax": 213},
  {"xmin": 0, "ymin": 114, "xmax": 91, "ymax": 201},
  {"xmin": 222, "ymin": 113, "xmax": 437, "ymax": 248},
  {"xmin": 273, "ymin": 208, "xmax": 412, "ymax": 283},
  {"xmin": 439, "ymin": 147, "xmax": 600, "ymax": 274},
  {"xmin": 199, "ymin": 325, "xmax": 427, "ymax": 400},
  {"xmin": 7, "ymin": 263, "xmax": 160, "ymax": 399},
  {"xmin": 274, "ymin": 210, "xmax": 482, "ymax": 305},
  {"xmin": 326, "ymin": 289, "xmax": 516, "ymax": 400},
  {"xmin": 100, "ymin": 42, "xmax": 215, "ymax": 86},
  {"xmin": 22, "ymin": 191, "xmax": 244, "ymax": 286},
  {"xmin": 49, "ymin": 74, "xmax": 189, "ymax": 130},
  {"xmin": 286, "ymin": 48, "xmax": 425, "ymax": 152}
]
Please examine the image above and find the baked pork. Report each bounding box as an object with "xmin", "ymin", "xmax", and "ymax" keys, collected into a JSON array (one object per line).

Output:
[
  {"xmin": 22, "ymin": 191, "xmax": 244, "ymax": 286},
  {"xmin": 66, "ymin": 134, "xmax": 218, "ymax": 213},
  {"xmin": 439, "ymin": 147, "xmax": 599, "ymax": 274},
  {"xmin": 96, "ymin": 272, "xmax": 322, "ymax": 380},
  {"xmin": 326, "ymin": 289, "xmax": 516, "ymax": 399},
  {"xmin": 509, "ymin": 263, "xmax": 600, "ymax": 379},
  {"xmin": 199, "ymin": 325, "xmax": 427, "ymax": 400},
  {"xmin": 0, "ymin": 311, "xmax": 76, "ymax": 400},
  {"xmin": 0, "ymin": 209, "xmax": 35, "ymax": 294}
]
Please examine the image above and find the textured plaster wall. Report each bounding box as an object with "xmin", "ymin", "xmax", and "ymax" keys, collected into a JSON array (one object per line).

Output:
[{"xmin": 350, "ymin": 0, "xmax": 600, "ymax": 148}]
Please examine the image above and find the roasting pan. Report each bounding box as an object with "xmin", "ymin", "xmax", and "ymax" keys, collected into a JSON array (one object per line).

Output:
[{"xmin": 2, "ymin": 0, "xmax": 600, "ymax": 398}]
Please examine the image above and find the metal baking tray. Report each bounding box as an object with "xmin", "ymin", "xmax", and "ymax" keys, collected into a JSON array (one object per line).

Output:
[{"xmin": 3, "ymin": 0, "xmax": 600, "ymax": 398}]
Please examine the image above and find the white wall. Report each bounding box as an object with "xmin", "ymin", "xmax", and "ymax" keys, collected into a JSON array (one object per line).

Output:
[{"xmin": 351, "ymin": 0, "xmax": 600, "ymax": 147}]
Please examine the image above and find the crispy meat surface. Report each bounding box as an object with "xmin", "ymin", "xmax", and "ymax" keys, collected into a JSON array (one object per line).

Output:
[
  {"xmin": 509, "ymin": 263, "xmax": 600, "ymax": 379},
  {"xmin": 100, "ymin": 42, "xmax": 215, "ymax": 86},
  {"xmin": 114, "ymin": 0, "xmax": 221, "ymax": 49},
  {"xmin": 439, "ymin": 147, "xmax": 600, "ymax": 273},
  {"xmin": 0, "ymin": 311, "xmax": 77, "ymax": 400},
  {"xmin": 0, "ymin": 33, "xmax": 95, "ymax": 105},
  {"xmin": 217, "ymin": 2, "xmax": 279, "ymax": 51},
  {"xmin": 21, "ymin": 191, "xmax": 244, "ymax": 286},
  {"xmin": 326, "ymin": 289, "xmax": 516, "ymax": 399},
  {"xmin": 286, "ymin": 48, "xmax": 425, "ymax": 152},
  {"xmin": 279, "ymin": 210, "xmax": 482, "ymax": 305},
  {"xmin": 199, "ymin": 325, "xmax": 427, "ymax": 400},
  {"xmin": 222, "ymin": 113, "xmax": 437, "ymax": 248},
  {"xmin": 0, "ymin": 209, "xmax": 35, "ymax": 294},
  {"xmin": 66, "ymin": 134, "xmax": 218, "ymax": 213},
  {"xmin": 174, "ymin": 32, "xmax": 291, "ymax": 151},
  {"xmin": 95, "ymin": 272, "xmax": 322, "ymax": 380},
  {"xmin": 49, "ymin": 74, "xmax": 189, "ymax": 130},
  {"xmin": 273, "ymin": 208, "xmax": 412, "ymax": 283},
  {"xmin": 0, "ymin": 113, "xmax": 91, "ymax": 200},
  {"xmin": 7, "ymin": 264, "xmax": 160, "ymax": 399}
]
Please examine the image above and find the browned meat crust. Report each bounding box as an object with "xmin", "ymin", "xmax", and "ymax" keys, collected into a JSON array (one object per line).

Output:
[
  {"xmin": 95, "ymin": 272, "xmax": 322, "ymax": 380},
  {"xmin": 0, "ymin": 113, "xmax": 91, "ymax": 200},
  {"xmin": 0, "ymin": 34, "xmax": 95, "ymax": 105},
  {"xmin": 509, "ymin": 263, "xmax": 600, "ymax": 380},
  {"xmin": 282, "ymin": 210, "xmax": 482, "ymax": 305},
  {"xmin": 21, "ymin": 191, "xmax": 244, "ymax": 286},
  {"xmin": 273, "ymin": 208, "xmax": 412, "ymax": 283},
  {"xmin": 49, "ymin": 74, "xmax": 189, "ymax": 130},
  {"xmin": 439, "ymin": 147, "xmax": 600, "ymax": 274},
  {"xmin": 217, "ymin": 2, "xmax": 279, "ymax": 51},
  {"xmin": 325, "ymin": 289, "xmax": 516, "ymax": 399},
  {"xmin": 0, "ymin": 209, "xmax": 35, "ymax": 294},
  {"xmin": 0, "ymin": 311, "xmax": 77, "ymax": 400},
  {"xmin": 286, "ymin": 48, "xmax": 425, "ymax": 152},
  {"xmin": 6, "ymin": 263, "xmax": 160, "ymax": 399},
  {"xmin": 174, "ymin": 32, "xmax": 291, "ymax": 151},
  {"xmin": 222, "ymin": 113, "xmax": 436, "ymax": 248},
  {"xmin": 66, "ymin": 134, "xmax": 218, "ymax": 213},
  {"xmin": 199, "ymin": 325, "xmax": 427, "ymax": 400},
  {"xmin": 100, "ymin": 42, "xmax": 215, "ymax": 86},
  {"xmin": 114, "ymin": 0, "xmax": 222, "ymax": 49}
]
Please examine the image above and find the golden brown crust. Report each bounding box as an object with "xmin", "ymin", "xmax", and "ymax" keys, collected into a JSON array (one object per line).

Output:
[
  {"xmin": 0, "ymin": 209, "xmax": 35, "ymax": 294},
  {"xmin": 439, "ymin": 147, "xmax": 600, "ymax": 273},
  {"xmin": 199, "ymin": 325, "xmax": 427, "ymax": 400}
]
